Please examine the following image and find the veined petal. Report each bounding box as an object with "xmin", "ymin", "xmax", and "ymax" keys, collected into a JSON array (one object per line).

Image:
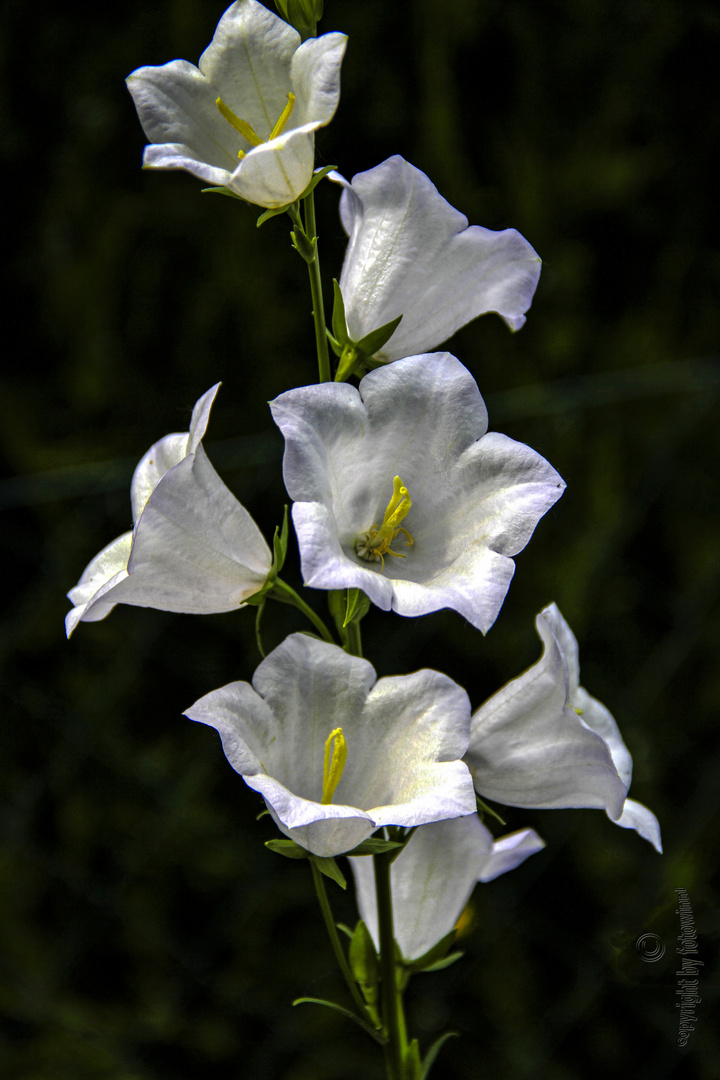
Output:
[
  {"xmin": 198, "ymin": 0, "xmax": 299, "ymax": 139},
  {"xmin": 131, "ymin": 383, "xmax": 220, "ymax": 522},
  {"xmin": 350, "ymin": 817, "xmax": 544, "ymax": 960},
  {"xmin": 185, "ymin": 634, "xmax": 475, "ymax": 857},
  {"xmin": 333, "ymin": 156, "xmax": 541, "ymax": 360},
  {"xmin": 229, "ymin": 126, "xmax": 316, "ymax": 207},
  {"xmin": 466, "ymin": 608, "xmax": 627, "ymax": 818}
]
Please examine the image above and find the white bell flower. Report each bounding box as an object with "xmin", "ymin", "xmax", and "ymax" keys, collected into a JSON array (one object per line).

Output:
[
  {"xmin": 350, "ymin": 816, "xmax": 544, "ymax": 961},
  {"xmin": 184, "ymin": 633, "xmax": 477, "ymax": 858},
  {"xmin": 270, "ymin": 353, "xmax": 565, "ymax": 633},
  {"xmin": 126, "ymin": 0, "xmax": 347, "ymax": 209},
  {"xmin": 465, "ymin": 603, "xmax": 662, "ymax": 852},
  {"xmin": 331, "ymin": 155, "xmax": 541, "ymax": 362},
  {"xmin": 65, "ymin": 385, "xmax": 272, "ymax": 636}
]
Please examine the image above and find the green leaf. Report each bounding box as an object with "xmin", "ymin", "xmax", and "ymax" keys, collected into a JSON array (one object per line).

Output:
[
  {"xmin": 293, "ymin": 998, "xmax": 385, "ymax": 1042},
  {"xmin": 265, "ymin": 838, "xmax": 309, "ymax": 860},
  {"xmin": 344, "ymin": 837, "xmax": 405, "ymax": 857},
  {"xmin": 343, "ymin": 587, "xmax": 371, "ymax": 627},
  {"xmin": 256, "ymin": 204, "xmax": 291, "ymax": 226},
  {"xmin": 336, "ymin": 922, "xmax": 354, "ymax": 940},
  {"xmin": 407, "ymin": 930, "xmax": 457, "ymax": 972},
  {"xmin": 310, "ymin": 854, "xmax": 347, "ymax": 889},
  {"xmin": 349, "ymin": 920, "xmax": 379, "ymax": 990},
  {"xmin": 422, "ymin": 1032, "xmax": 459, "ymax": 1079},
  {"xmin": 332, "ymin": 279, "xmax": 350, "ymax": 346},
  {"xmin": 475, "ymin": 794, "xmax": 506, "ymax": 826},
  {"xmin": 355, "ymin": 312, "xmax": 403, "ymax": 358}
]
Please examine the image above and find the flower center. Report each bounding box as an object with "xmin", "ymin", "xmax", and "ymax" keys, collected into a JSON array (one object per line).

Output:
[
  {"xmin": 215, "ymin": 93, "xmax": 296, "ymax": 159},
  {"xmin": 321, "ymin": 727, "xmax": 348, "ymax": 805},
  {"xmin": 355, "ymin": 475, "xmax": 414, "ymax": 571}
]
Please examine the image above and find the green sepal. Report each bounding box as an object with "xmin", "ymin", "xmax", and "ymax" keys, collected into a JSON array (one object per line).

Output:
[
  {"xmin": 332, "ymin": 279, "xmax": 350, "ymax": 347},
  {"xmin": 201, "ymin": 186, "xmax": 246, "ymax": 201},
  {"xmin": 344, "ymin": 837, "xmax": 404, "ymax": 857},
  {"xmin": 265, "ymin": 838, "xmax": 309, "ymax": 860},
  {"xmin": 334, "ymin": 344, "xmax": 361, "ymax": 382},
  {"xmin": 272, "ymin": 505, "xmax": 290, "ymax": 576},
  {"xmin": 293, "ymin": 997, "xmax": 386, "ymax": 1043},
  {"xmin": 355, "ymin": 312, "xmax": 403, "ymax": 358},
  {"xmin": 406, "ymin": 929, "xmax": 457, "ymax": 972},
  {"xmin": 310, "ymin": 854, "xmax": 347, "ymax": 890},
  {"xmin": 254, "ymin": 598, "xmax": 267, "ymax": 657},
  {"xmin": 343, "ymin": 587, "xmax": 371, "ymax": 627},
  {"xmin": 257, "ymin": 204, "xmax": 291, "ymax": 227},
  {"xmin": 256, "ymin": 808, "xmax": 270, "ymax": 820},
  {"xmin": 421, "ymin": 1032, "xmax": 459, "ymax": 1079},
  {"xmin": 291, "ymin": 228, "xmax": 317, "ymax": 263},
  {"xmin": 405, "ymin": 1038, "xmax": 423, "ymax": 1079},
  {"xmin": 336, "ymin": 922, "xmax": 354, "ymax": 940},
  {"xmin": 416, "ymin": 950, "xmax": 464, "ymax": 973},
  {"xmin": 476, "ymin": 794, "xmax": 506, "ymax": 826},
  {"xmin": 349, "ymin": 920, "xmax": 379, "ymax": 990}
]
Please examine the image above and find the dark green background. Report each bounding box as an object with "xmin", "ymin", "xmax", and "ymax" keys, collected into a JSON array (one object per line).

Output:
[{"xmin": 2, "ymin": 0, "xmax": 718, "ymax": 1077}]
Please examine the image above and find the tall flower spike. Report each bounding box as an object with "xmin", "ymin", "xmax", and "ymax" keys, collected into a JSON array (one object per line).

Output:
[
  {"xmin": 331, "ymin": 156, "xmax": 542, "ymax": 362},
  {"xmin": 465, "ymin": 604, "xmax": 663, "ymax": 852},
  {"xmin": 185, "ymin": 633, "xmax": 477, "ymax": 857},
  {"xmin": 350, "ymin": 816, "xmax": 545, "ymax": 962},
  {"xmin": 270, "ymin": 353, "xmax": 565, "ymax": 633},
  {"xmin": 126, "ymin": 0, "xmax": 346, "ymax": 208},
  {"xmin": 65, "ymin": 385, "xmax": 272, "ymax": 636}
]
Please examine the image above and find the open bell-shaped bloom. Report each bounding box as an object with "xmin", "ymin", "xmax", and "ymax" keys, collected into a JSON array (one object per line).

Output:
[
  {"xmin": 184, "ymin": 633, "xmax": 477, "ymax": 857},
  {"xmin": 270, "ymin": 353, "xmax": 565, "ymax": 633},
  {"xmin": 465, "ymin": 603, "xmax": 662, "ymax": 852},
  {"xmin": 65, "ymin": 385, "xmax": 272, "ymax": 637},
  {"xmin": 350, "ymin": 816, "xmax": 544, "ymax": 961},
  {"xmin": 126, "ymin": 0, "xmax": 347, "ymax": 209},
  {"xmin": 331, "ymin": 156, "xmax": 541, "ymax": 362}
]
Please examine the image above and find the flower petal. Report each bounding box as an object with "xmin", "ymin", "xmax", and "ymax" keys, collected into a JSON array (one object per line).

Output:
[
  {"xmin": 334, "ymin": 156, "xmax": 541, "ymax": 359},
  {"xmin": 229, "ymin": 126, "xmax": 316, "ymax": 207},
  {"xmin": 466, "ymin": 608, "xmax": 627, "ymax": 818},
  {"xmin": 291, "ymin": 32, "xmax": 347, "ymax": 127},
  {"xmin": 131, "ymin": 383, "xmax": 220, "ymax": 522},
  {"xmin": 477, "ymin": 827, "xmax": 546, "ymax": 882},
  {"xmin": 610, "ymin": 798, "xmax": 663, "ymax": 853},
  {"xmin": 65, "ymin": 532, "xmax": 133, "ymax": 637}
]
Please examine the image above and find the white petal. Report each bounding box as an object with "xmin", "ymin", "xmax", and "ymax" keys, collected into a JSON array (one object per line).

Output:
[
  {"xmin": 291, "ymin": 32, "xmax": 347, "ymax": 127},
  {"xmin": 127, "ymin": 61, "xmax": 240, "ymax": 173},
  {"xmin": 65, "ymin": 532, "xmax": 133, "ymax": 636},
  {"xmin": 228, "ymin": 127, "xmax": 316, "ymax": 207},
  {"xmin": 477, "ymin": 828, "xmax": 546, "ymax": 882},
  {"xmin": 131, "ymin": 384, "xmax": 221, "ymax": 522},
  {"xmin": 610, "ymin": 798, "xmax": 663, "ymax": 853},
  {"xmin": 467, "ymin": 609, "xmax": 627, "ymax": 818},
  {"xmin": 334, "ymin": 156, "xmax": 541, "ymax": 359},
  {"xmin": 351, "ymin": 816, "xmax": 493, "ymax": 960},
  {"xmin": 198, "ymin": 0, "xmax": 299, "ymax": 141}
]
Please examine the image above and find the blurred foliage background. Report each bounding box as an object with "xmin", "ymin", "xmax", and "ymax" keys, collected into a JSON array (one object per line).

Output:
[{"xmin": 2, "ymin": 0, "xmax": 719, "ymax": 1077}]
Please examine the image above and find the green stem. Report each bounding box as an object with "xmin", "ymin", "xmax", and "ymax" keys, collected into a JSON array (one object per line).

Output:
[
  {"xmin": 374, "ymin": 853, "xmax": 407, "ymax": 1080},
  {"xmin": 310, "ymin": 861, "xmax": 374, "ymax": 1024},
  {"xmin": 303, "ymin": 188, "xmax": 332, "ymax": 383},
  {"xmin": 269, "ymin": 579, "xmax": 335, "ymax": 644},
  {"xmin": 345, "ymin": 618, "xmax": 363, "ymax": 658}
]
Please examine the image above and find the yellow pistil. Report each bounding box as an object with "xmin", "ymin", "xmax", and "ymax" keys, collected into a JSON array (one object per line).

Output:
[
  {"xmin": 216, "ymin": 92, "xmax": 296, "ymax": 160},
  {"xmin": 355, "ymin": 475, "xmax": 414, "ymax": 571},
  {"xmin": 321, "ymin": 727, "xmax": 348, "ymax": 805}
]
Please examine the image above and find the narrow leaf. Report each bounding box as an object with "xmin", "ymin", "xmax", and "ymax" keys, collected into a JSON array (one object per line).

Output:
[
  {"xmin": 265, "ymin": 838, "xmax": 309, "ymax": 860},
  {"xmin": 311, "ymin": 855, "xmax": 347, "ymax": 889},
  {"xmin": 293, "ymin": 998, "xmax": 385, "ymax": 1042},
  {"xmin": 344, "ymin": 838, "xmax": 404, "ymax": 857},
  {"xmin": 422, "ymin": 1032, "xmax": 459, "ymax": 1079},
  {"xmin": 355, "ymin": 312, "xmax": 403, "ymax": 358},
  {"xmin": 332, "ymin": 279, "xmax": 350, "ymax": 345},
  {"xmin": 476, "ymin": 794, "xmax": 506, "ymax": 826},
  {"xmin": 343, "ymin": 587, "xmax": 370, "ymax": 627},
  {"xmin": 407, "ymin": 930, "xmax": 457, "ymax": 972},
  {"xmin": 416, "ymin": 951, "xmax": 464, "ymax": 974}
]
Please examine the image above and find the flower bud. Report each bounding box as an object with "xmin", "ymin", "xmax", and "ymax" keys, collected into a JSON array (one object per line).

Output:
[{"xmin": 275, "ymin": 0, "xmax": 324, "ymax": 38}]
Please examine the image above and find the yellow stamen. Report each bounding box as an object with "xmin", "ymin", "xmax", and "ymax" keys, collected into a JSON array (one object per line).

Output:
[
  {"xmin": 355, "ymin": 476, "xmax": 414, "ymax": 570},
  {"xmin": 215, "ymin": 97, "xmax": 263, "ymax": 145},
  {"xmin": 216, "ymin": 92, "xmax": 296, "ymax": 160},
  {"xmin": 269, "ymin": 92, "xmax": 296, "ymax": 140},
  {"xmin": 321, "ymin": 727, "xmax": 348, "ymax": 805}
]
